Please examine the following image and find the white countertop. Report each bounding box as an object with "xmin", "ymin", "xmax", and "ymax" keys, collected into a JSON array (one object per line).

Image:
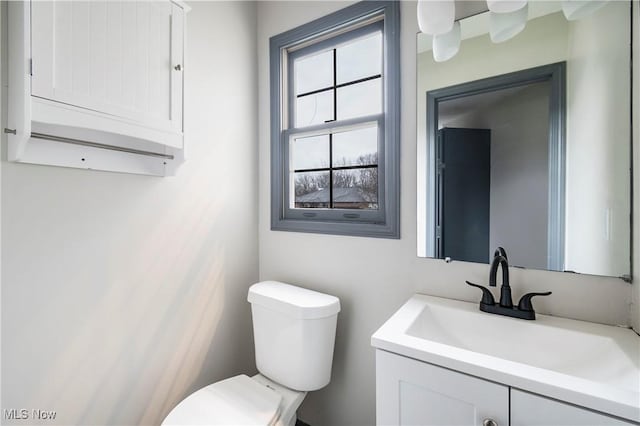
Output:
[{"xmin": 371, "ymin": 294, "xmax": 640, "ymax": 423}]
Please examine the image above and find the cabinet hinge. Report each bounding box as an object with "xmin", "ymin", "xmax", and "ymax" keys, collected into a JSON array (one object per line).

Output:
[{"xmin": 29, "ymin": 58, "xmax": 33, "ymax": 76}]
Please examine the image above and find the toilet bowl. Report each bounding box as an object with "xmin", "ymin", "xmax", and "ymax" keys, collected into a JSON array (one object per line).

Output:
[
  {"xmin": 162, "ymin": 281, "xmax": 340, "ymax": 425},
  {"xmin": 161, "ymin": 374, "xmax": 305, "ymax": 426}
]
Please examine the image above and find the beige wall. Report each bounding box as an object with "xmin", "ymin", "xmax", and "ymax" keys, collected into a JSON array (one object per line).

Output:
[
  {"xmin": 258, "ymin": 2, "xmax": 635, "ymax": 426},
  {"xmin": 1, "ymin": 2, "xmax": 259, "ymax": 425}
]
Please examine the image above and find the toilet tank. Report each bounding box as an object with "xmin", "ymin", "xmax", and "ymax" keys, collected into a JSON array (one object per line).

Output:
[{"xmin": 247, "ymin": 281, "xmax": 340, "ymax": 391}]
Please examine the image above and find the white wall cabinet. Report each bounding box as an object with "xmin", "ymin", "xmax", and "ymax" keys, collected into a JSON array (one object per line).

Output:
[
  {"xmin": 7, "ymin": 0, "xmax": 189, "ymax": 176},
  {"xmin": 376, "ymin": 350, "xmax": 636, "ymax": 426}
]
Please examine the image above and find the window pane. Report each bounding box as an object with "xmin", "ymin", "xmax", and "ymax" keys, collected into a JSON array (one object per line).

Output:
[
  {"xmin": 333, "ymin": 126, "xmax": 378, "ymax": 167},
  {"xmin": 296, "ymin": 90, "xmax": 334, "ymax": 127},
  {"xmin": 337, "ymin": 32, "xmax": 382, "ymax": 84},
  {"xmin": 294, "ymin": 171, "xmax": 330, "ymax": 209},
  {"xmin": 337, "ymin": 78, "xmax": 381, "ymax": 121},
  {"xmin": 333, "ymin": 168, "xmax": 378, "ymax": 210},
  {"xmin": 295, "ymin": 50, "xmax": 333, "ymax": 95},
  {"xmin": 291, "ymin": 134, "xmax": 329, "ymax": 170}
]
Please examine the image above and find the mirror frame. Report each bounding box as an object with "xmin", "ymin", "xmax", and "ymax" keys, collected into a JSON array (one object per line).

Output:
[{"xmin": 418, "ymin": 62, "xmax": 566, "ymax": 271}]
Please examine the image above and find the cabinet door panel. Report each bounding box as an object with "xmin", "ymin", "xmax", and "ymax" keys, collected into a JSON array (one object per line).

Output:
[
  {"xmin": 511, "ymin": 389, "xmax": 635, "ymax": 426},
  {"xmin": 376, "ymin": 350, "xmax": 509, "ymax": 426},
  {"xmin": 31, "ymin": 0, "xmax": 181, "ymax": 132},
  {"xmin": 169, "ymin": 3, "xmax": 184, "ymax": 132}
]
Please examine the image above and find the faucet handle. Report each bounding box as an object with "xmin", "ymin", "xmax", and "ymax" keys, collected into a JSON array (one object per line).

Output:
[
  {"xmin": 466, "ymin": 281, "xmax": 496, "ymax": 306},
  {"xmin": 517, "ymin": 291, "xmax": 552, "ymax": 312}
]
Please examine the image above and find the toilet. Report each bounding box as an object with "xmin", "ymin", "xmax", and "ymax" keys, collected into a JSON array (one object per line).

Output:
[{"xmin": 162, "ymin": 281, "xmax": 341, "ymax": 426}]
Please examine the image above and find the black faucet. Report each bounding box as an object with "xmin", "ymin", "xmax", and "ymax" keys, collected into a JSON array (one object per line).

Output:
[
  {"xmin": 466, "ymin": 247, "xmax": 551, "ymax": 320},
  {"xmin": 489, "ymin": 247, "xmax": 513, "ymax": 308}
]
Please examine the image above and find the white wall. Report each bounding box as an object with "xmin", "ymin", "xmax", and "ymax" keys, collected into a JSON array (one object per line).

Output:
[
  {"xmin": 258, "ymin": 2, "xmax": 634, "ymax": 426},
  {"xmin": 1, "ymin": 2, "xmax": 259, "ymax": 425}
]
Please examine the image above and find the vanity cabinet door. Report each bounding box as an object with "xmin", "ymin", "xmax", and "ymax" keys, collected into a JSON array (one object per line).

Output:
[
  {"xmin": 376, "ymin": 350, "xmax": 509, "ymax": 426},
  {"xmin": 511, "ymin": 389, "xmax": 635, "ymax": 426}
]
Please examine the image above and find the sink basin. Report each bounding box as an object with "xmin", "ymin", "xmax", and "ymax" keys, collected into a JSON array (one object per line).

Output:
[{"xmin": 372, "ymin": 294, "xmax": 640, "ymax": 423}]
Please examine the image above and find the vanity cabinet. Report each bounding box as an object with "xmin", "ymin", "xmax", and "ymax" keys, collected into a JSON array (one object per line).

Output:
[
  {"xmin": 376, "ymin": 350, "xmax": 636, "ymax": 426},
  {"xmin": 7, "ymin": 0, "xmax": 189, "ymax": 176},
  {"xmin": 511, "ymin": 390, "xmax": 633, "ymax": 426}
]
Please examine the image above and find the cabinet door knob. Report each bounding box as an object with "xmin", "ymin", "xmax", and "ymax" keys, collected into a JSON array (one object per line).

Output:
[
  {"xmin": 174, "ymin": 64, "xmax": 182, "ymax": 71},
  {"xmin": 482, "ymin": 420, "xmax": 498, "ymax": 426}
]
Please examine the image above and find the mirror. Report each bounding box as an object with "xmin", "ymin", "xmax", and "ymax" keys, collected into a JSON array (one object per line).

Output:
[{"xmin": 417, "ymin": 1, "xmax": 631, "ymax": 279}]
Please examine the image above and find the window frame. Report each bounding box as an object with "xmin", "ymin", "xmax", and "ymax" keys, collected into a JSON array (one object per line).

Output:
[{"xmin": 270, "ymin": 1, "xmax": 400, "ymax": 238}]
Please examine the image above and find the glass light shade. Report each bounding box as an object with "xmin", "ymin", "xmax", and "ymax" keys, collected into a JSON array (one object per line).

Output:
[
  {"xmin": 432, "ymin": 21, "xmax": 461, "ymax": 62},
  {"xmin": 490, "ymin": 4, "xmax": 528, "ymax": 43},
  {"xmin": 487, "ymin": 0, "xmax": 527, "ymax": 14},
  {"xmin": 562, "ymin": 0, "xmax": 607, "ymax": 20},
  {"xmin": 417, "ymin": 0, "xmax": 455, "ymax": 35}
]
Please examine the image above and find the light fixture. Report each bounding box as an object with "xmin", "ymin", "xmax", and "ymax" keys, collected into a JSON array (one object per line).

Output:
[
  {"xmin": 487, "ymin": 0, "xmax": 527, "ymax": 14},
  {"xmin": 433, "ymin": 21, "xmax": 461, "ymax": 62},
  {"xmin": 419, "ymin": 0, "xmax": 609, "ymax": 62},
  {"xmin": 490, "ymin": 3, "xmax": 528, "ymax": 43},
  {"xmin": 562, "ymin": 0, "xmax": 608, "ymax": 21},
  {"xmin": 417, "ymin": 0, "xmax": 455, "ymax": 35}
]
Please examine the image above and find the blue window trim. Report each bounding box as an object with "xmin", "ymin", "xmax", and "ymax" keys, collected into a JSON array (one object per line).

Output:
[{"xmin": 269, "ymin": 1, "xmax": 400, "ymax": 239}]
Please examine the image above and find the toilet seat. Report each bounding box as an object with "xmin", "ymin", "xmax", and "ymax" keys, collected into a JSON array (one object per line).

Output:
[{"xmin": 162, "ymin": 375, "xmax": 282, "ymax": 425}]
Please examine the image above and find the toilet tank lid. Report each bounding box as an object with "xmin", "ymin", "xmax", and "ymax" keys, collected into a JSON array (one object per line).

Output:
[{"xmin": 248, "ymin": 281, "xmax": 341, "ymax": 319}]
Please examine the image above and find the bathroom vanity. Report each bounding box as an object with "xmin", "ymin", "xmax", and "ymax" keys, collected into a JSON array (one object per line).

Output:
[{"xmin": 371, "ymin": 295, "xmax": 640, "ymax": 426}]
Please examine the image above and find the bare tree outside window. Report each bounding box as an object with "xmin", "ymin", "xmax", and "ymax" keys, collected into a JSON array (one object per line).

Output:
[{"xmin": 295, "ymin": 152, "xmax": 378, "ymax": 209}]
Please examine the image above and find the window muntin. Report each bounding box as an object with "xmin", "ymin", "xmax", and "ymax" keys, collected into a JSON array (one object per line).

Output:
[
  {"xmin": 290, "ymin": 122, "xmax": 380, "ymax": 210},
  {"xmin": 287, "ymin": 21, "xmax": 383, "ymax": 215},
  {"xmin": 291, "ymin": 25, "xmax": 383, "ymax": 128}
]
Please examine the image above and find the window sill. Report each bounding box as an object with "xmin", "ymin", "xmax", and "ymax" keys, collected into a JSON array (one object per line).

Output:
[{"xmin": 271, "ymin": 217, "xmax": 399, "ymax": 239}]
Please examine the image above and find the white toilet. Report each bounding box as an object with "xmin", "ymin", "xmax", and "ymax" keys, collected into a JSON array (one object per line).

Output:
[{"xmin": 162, "ymin": 281, "xmax": 341, "ymax": 426}]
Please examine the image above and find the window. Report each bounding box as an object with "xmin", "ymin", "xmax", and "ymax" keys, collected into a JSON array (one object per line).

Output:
[{"xmin": 270, "ymin": 1, "xmax": 400, "ymax": 238}]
